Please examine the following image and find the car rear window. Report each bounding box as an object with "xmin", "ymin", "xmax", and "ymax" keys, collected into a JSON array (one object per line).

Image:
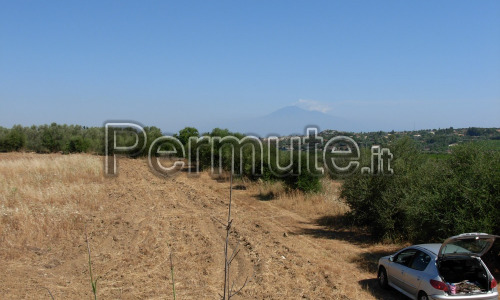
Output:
[{"xmin": 442, "ymin": 239, "xmax": 490, "ymax": 256}]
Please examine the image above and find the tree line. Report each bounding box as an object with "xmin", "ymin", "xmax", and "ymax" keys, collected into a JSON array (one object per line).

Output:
[{"xmin": 0, "ymin": 123, "xmax": 322, "ymax": 193}]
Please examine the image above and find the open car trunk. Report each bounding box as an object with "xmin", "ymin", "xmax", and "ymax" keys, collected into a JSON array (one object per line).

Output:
[
  {"xmin": 437, "ymin": 233, "xmax": 499, "ymax": 295},
  {"xmin": 438, "ymin": 256, "xmax": 491, "ymax": 295}
]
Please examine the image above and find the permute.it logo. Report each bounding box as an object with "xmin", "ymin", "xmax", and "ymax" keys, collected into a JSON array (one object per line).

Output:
[{"xmin": 104, "ymin": 122, "xmax": 393, "ymax": 177}]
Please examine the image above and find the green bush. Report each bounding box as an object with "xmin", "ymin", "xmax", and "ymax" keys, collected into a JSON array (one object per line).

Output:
[
  {"xmin": 403, "ymin": 148, "xmax": 499, "ymax": 241},
  {"xmin": 341, "ymin": 138, "xmax": 500, "ymax": 242},
  {"xmin": 282, "ymin": 152, "xmax": 322, "ymax": 193},
  {"xmin": 65, "ymin": 136, "xmax": 90, "ymax": 153},
  {"xmin": 0, "ymin": 125, "xmax": 26, "ymax": 151}
]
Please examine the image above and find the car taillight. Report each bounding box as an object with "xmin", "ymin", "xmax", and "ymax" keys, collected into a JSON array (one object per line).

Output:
[
  {"xmin": 492, "ymin": 278, "xmax": 497, "ymax": 289},
  {"xmin": 430, "ymin": 279, "xmax": 448, "ymax": 291}
]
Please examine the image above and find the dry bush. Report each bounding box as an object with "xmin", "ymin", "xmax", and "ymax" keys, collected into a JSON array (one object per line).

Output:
[
  {"xmin": 256, "ymin": 180, "xmax": 286, "ymax": 200},
  {"xmin": 0, "ymin": 154, "xmax": 104, "ymax": 257},
  {"xmin": 254, "ymin": 178, "xmax": 349, "ymax": 219}
]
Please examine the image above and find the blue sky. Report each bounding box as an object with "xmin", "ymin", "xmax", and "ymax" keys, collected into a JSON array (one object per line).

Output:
[{"xmin": 1, "ymin": 0, "xmax": 499, "ymax": 133}]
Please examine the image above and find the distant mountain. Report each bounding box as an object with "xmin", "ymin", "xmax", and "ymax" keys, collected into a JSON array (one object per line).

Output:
[{"xmin": 229, "ymin": 106, "xmax": 351, "ymax": 137}]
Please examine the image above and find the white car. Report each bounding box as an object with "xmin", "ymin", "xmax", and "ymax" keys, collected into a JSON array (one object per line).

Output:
[{"xmin": 378, "ymin": 233, "xmax": 499, "ymax": 300}]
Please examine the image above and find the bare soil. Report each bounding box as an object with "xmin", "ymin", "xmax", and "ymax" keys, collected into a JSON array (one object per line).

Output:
[{"xmin": 0, "ymin": 153, "xmax": 407, "ymax": 299}]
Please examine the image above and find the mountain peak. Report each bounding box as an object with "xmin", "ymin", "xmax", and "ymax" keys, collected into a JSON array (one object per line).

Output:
[
  {"xmin": 228, "ymin": 106, "xmax": 347, "ymax": 136},
  {"xmin": 269, "ymin": 105, "xmax": 323, "ymax": 115}
]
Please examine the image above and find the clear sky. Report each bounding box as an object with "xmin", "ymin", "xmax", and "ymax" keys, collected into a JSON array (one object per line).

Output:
[{"xmin": 1, "ymin": 0, "xmax": 499, "ymax": 133}]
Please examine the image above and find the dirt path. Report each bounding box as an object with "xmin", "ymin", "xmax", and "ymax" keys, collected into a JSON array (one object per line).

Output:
[{"xmin": 0, "ymin": 155, "xmax": 406, "ymax": 299}]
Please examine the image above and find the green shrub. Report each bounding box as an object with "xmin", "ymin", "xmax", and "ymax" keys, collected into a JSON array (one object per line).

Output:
[
  {"xmin": 341, "ymin": 138, "xmax": 500, "ymax": 242},
  {"xmin": 66, "ymin": 136, "xmax": 90, "ymax": 153},
  {"xmin": 282, "ymin": 152, "xmax": 322, "ymax": 193},
  {"xmin": 0, "ymin": 125, "xmax": 26, "ymax": 151}
]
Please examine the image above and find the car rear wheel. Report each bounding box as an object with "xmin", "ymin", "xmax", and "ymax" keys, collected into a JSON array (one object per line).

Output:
[
  {"xmin": 378, "ymin": 267, "xmax": 388, "ymax": 289},
  {"xmin": 418, "ymin": 291, "xmax": 429, "ymax": 300}
]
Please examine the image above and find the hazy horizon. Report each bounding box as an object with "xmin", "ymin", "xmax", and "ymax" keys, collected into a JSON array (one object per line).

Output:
[{"xmin": 1, "ymin": 104, "xmax": 498, "ymax": 137}]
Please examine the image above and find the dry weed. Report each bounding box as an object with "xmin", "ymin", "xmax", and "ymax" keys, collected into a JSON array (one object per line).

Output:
[
  {"xmin": 0, "ymin": 154, "xmax": 104, "ymax": 257},
  {"xmin": 254, "ymin": 177, "xmax": 349, "ymax": 219}
]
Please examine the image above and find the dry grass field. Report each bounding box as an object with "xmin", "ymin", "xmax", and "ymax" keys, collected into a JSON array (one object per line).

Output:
[{"xmin": 0, "ymin": 153, "xmax": 406, "ymax": 299}]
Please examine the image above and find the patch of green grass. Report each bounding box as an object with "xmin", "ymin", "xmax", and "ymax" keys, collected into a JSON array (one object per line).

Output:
[{"xmin": 473, "ymin": 139, "xmax": 500, "ymax": 150}]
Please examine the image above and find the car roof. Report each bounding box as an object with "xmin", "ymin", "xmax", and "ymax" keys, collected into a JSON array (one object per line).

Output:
[{"xmin": 413, "ymin": 243, "xmax": 442, "ymax": 255}]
